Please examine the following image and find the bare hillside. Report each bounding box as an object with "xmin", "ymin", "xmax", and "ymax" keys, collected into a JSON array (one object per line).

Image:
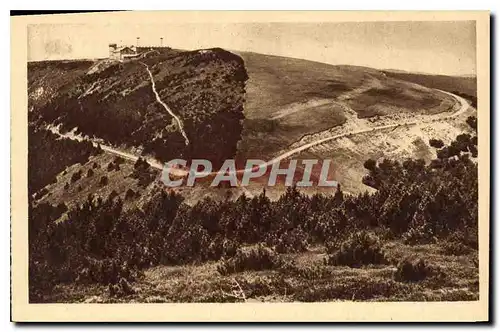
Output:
[
  {"xmin": 237, "ymin": 52, "xmax": 457, "ymax": 160},
  {"xmin": 383, "ymin": 70, "xmax": 477, "ymax": 97}
]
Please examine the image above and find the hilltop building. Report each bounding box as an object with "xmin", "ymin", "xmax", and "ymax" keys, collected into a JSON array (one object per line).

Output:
[
  {"xmin": 108, "ymin": 44, "xmax": 140, "ymax": 61},
  {"xmin": 108, "ymin": 39, "xmax": 172, "ymax": 60}
]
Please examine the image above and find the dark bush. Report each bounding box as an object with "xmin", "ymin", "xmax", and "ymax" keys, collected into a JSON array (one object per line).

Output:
[
  {"xmin": 99, "ymin": 176, "xmax": 109, "ymax": 187},
  {"xmin": 436, "ymin": 146, "xmax": 450, "ymax": 159},
  {"xmin": 77, "ymin": 257, "xmax": 140, "ymax": 286},
  {"xmin": 56, "ymin": 202, "xmax": 68, "ymax": 214},
  {"xmin": 114, "ymin": 156, "xmax": 125, "ymax": 165},
  {"xmin": 394, "ymin": 257, "xmax": 431, "ymax": 282},
  {"xmin": 70, "ymin": 170, "xmax": 82, "ymax": 183},
  {"xmin": 441, "ymin": 229, "xmax": 477, "ymax": 254},
  {"xmin": 131, "ymin": 157, "xmax": 154, "ymax": 187},
  {"xmin": 429, "ymin": 159, "xmax": 443, "ymax": 169},
  {"xmin": 469, "ymin": 145, "xmax": 478, "ymax": 157},
  {"xmin": 267, "ymin": 228, "xmax": 309, "ymax": 254},
  {"xmin": 466, "ymin": 116, "xmax": 477, "ymax": 132},
  {"xmin": 217, "ymin": 245, "xmax": 283, "ymax": 275},
  {"xmin": 429, "ymin": 139, "xmax": 444, "ymax": 149},
  {"xmin": 325, "ymin": 231, "xmax": 388, "ymax": 267},
  {"xmin": 134, "ymin": 157, "xmax": 150, "ymax": 171},
  {"xmin": 108, "ymin": 190, "xmax": 119, "ymax": 201},
  {"xmin": 125, "ymin": 189, "xmax": 136, "ymax": 200},
  {"xmin": 132, "ymin": 170, "xmax": 155, "ymax": 188},
  {"xmin": 363, "ymin": 159, "xmax": 377, "ymax": 171}
]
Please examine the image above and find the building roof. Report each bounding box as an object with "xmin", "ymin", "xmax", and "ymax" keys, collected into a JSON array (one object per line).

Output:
[{"xmin": 111, "ymin": 46, "xmax": 136, "ymax": 54}]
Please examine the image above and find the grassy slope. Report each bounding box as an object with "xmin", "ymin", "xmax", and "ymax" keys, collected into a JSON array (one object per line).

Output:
[
  {"xmin": 383, "ymin": 70, "xmax": 477, "ymax": 97},
  {"xmin": 35, "ymin": 153, "xmax": 161, "ymax": 216},
  {"xmin": 28, "ymin": 60, "xmax": 95, "ymax": 110},
  {"xmin": 237, "ymin": 52, "xmax": 456, "ymax": 160},
  {"xmin": 43, "ymin": 240, "xmax": 478, "ymax": 303}
]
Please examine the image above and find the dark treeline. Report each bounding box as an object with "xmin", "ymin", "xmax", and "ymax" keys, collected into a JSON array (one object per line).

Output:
[
  {"xmin": 28, "ymin": 127, "xmax": 102, "ymax": 195},
  {"xmin": 29, "ymin": 117, "xmax": 478, "ymax": 301}
]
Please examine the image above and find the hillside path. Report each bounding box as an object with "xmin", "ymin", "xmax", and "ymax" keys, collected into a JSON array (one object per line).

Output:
[
  {"xmin": 139, "ymin": 61, "xmax": 190, "ymax": 146},
  {"xmin": 47, "ymin": 89, "xmax": 471, "ymax": 179}
]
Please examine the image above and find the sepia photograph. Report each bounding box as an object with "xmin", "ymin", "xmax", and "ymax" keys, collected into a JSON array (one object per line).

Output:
[{"xmin": 11, "ymin": 10, "xmax": 490, "ymax": 322}]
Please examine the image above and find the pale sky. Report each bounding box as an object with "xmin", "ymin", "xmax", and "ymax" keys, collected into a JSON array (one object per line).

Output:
[{"xmin": 28, "ymin": 21, "xmax": 476, "ymax": 76}]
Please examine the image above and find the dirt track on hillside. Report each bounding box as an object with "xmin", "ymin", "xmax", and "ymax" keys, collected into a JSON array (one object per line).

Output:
[
  {"xmin": 47, "ymin": 82, "xmax": 471, "ymax": 188},
  {"xmin": 140, "ymin": 61, "xmax": 190, "ymax": 146}
]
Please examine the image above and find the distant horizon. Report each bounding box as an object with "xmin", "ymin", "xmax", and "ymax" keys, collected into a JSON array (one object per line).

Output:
[
  {"xmin": 28, "ymin": 21, "xmax": 476, "ymax": 76},
  {"xmin": 27, "ymin": 48, "xmax": 477, "ymax": 78}
]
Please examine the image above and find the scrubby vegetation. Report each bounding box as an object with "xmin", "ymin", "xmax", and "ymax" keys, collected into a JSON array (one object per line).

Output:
[
  {"xmin": 29, "ymin": 118, "xmax": 478, "ymax": 302},
  {"xmin": 28, "ymin": 127, "xmax": 101, "ymax": 195},
  {"xmin": 99, "ymin": 176, "xmax": 108, "ymax": 187},
  {"xmin": 131, "ymin": 158, "xmax": 155, "ymax": 187},
  {"xmin": 217, "ymin": 245, "xmax": 283, "ymax": 275},
  {"xmin": 29, "ymin": 49, "xmax": 248, "ymax": 168},
  {"xmin": 325, "ymin": 231, "xmax": 389, "ymax": 267},
  {"xmin": 429, "ymin": 138, "xmax": 444, "ymax": 149}
]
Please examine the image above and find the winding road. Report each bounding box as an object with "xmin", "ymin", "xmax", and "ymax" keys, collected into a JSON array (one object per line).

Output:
[
  {"xmin": 264, "ymin": 89, "xmax": 470, "ymax": 167},
  {"xmin": 163, "ymin": 88, "xmax": 471, "ymax": 177},
  {"xmin": 47, "ymin": 78, "xmax": 471, "ymax": 181}
]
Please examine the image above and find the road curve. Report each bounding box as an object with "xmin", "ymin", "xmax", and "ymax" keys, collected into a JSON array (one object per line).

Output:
[
  {"xmin": 48, "ymin": 88, "xmax": 471, "ymax": 179},
  {"xmin": 167, "ymin": 88, "xmax": 472, "ymax": 177}
]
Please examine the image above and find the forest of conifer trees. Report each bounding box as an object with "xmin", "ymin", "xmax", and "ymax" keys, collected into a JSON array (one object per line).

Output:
[{"xmin": 28, "ymin": 117, "xmax": 478, "ymax": 302}]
